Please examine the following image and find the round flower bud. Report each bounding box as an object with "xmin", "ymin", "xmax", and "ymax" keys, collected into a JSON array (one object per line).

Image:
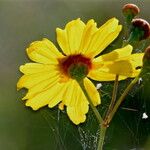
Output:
[
  {"xmin": 139, "ymin": 46, "xmax": 150, "ymax": 99},
  {"xmin": 131, "ymin": 18, "xmax": 150, "ymax": 41},
  {"xmin": 130, "ymin": 18, "xmax": 150, "ymax": 42},
  {"xmin": 122, "ymin": 4, "xmax": 140, "ymax": 23},
  {"xmin": 122, "ymin": 3, "xmax": 140, "ymax": 16},
  {"xmin": 140, "ymin": 46, "xmax": 150, "ymax": 79},
  {"xmin": 143, "ymin": 46, "xmax": 150, "ymax": 62}
]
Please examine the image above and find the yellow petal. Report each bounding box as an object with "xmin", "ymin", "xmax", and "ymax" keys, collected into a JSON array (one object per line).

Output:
[
  {"xmin": 27, "ymin": 38, "xmax": 63, "ymax": 64},
  {"xmin": 63, "ymin": 79, "xmax": 100, "ymax": 124},
  {"xmin": 84, "ymin": 78, "xmax": 101, "ymax": 106},
  {"xmin": 130, "ymin": 69, "xmax": 141, "ymax": 77},
  {"xmin": 56, "ymin": 18, "xmax": 85, "ymax": 55},
  {"xmin": 17, "ymin": 71, "xmax": 59, "ymax": 90},
  {"xmin": 48, "ymin": 83, "xmax": 68, "ymax": 108},
  {"xmin": 19, "ymin": 63, "xmax": 57, "ymax": 75},
  {"xmin": 130, "ymin": 53, "xmax": 144, "ymax": 68},
  {"xmin": 88, "ymin": 70, "xmax": 127, "ymax": 81},
  {"xmin": 78, "ymin": 19, "xmax": 98, "ymax": 53},
  {"xmin": 67, "ymin": 106, "xmax": 87, "ymax": 125},
  {"xmin": 85, "ymin": 18, "xmax": 122, "ymax": 57},
  {"xmin": 22, "ymin": 75, "xmax": 59, "ymax": 100},
  {"xmin": 62, "ymin": 80, "xmax": 75, "ymax": 106},
  {"xmin": 56, "ymin": 29, "xmax": 70, "ymax": 55},
  {"xmin": 63, "ymin": 80, "xmax": 88, "ymax": 107},
  {"xmin": 106, "ymin": 60, "xmax": 135, "ymax": 76},
  {"xmin": 66, "ymin": 85, "xmax": 89, "ymax": 124},
  {"xmin": 94, "ymin": 45, "xmax": 133, "ymax": 62},
  {"xmin": 25, "ymin": 83, "xmax": 62, "ymax": 110},
  {"xmin": 128, "ymin": 53, "xmax": 144, "ymax": 77},
  {"xmin": 62, "ymin": 80, "xmax": 89, "ymax": 125}
]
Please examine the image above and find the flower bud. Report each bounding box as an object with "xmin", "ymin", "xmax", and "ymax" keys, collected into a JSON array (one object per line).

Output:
[
  {"xmin": 132, "ymin": 18, "xmax": 150, "ymax": 40},
  {"xmin": 128, "ymin": 18, "xmax": 150, "ymax": 42},
  {"xmin": 123, "ymin": 3, "xmax": 140, "ymax": 16},
  {"xmin": 139, "ymin": 46, "xmax": 150, "ymax": 99},
  {"xmin": 140, "ymin": 46, "xmax": 150, "ymax": 78},
  {"xmin": 122, "ymin": 4, "xmax": 140, "ymax": 23},
  {"xmin": 143, "ymin": 46, "xmax": 150, "ymax": 63}
]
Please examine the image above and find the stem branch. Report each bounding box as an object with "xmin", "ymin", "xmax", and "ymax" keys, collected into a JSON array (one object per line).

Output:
[
  {"xmin": 104, "ymin": 75, "xmax": 119, "ymax": 120},
  {"xmin": 105, "ymin": 76, "xmax": 139, "ymax": 125}
]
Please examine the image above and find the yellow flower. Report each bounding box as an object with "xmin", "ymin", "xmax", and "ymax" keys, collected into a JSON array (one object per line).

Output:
[{"xmin": 17, "ymin": 18, "xmax": 143, "ymax": 125}]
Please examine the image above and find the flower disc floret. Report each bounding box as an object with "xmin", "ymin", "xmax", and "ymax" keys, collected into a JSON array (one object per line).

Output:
[{"xmin": 58, "ymin": 54, "xmax": 92, "ymax": 80}]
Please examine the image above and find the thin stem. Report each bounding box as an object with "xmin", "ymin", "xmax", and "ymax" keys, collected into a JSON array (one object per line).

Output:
[
  {"xmin": 77, "ymin": 80, "xmax": 103, "ymax": 124},
  {"xmin": 97, "ymin": 125, "xmax": 107, "ymax": 150},
  {"xmin": 104, "ymin": 75, "xmax": 119, "ymax": 120},
  {"xmin": 77, "ymin": 80, "xmax": 106, "ymax": 150},
  {"xmin": 104, "ymin": 76, "xmax": 139, "ymax": 125}
]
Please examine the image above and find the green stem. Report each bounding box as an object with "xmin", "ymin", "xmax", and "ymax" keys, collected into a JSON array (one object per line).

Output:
[
  {"xmin": 105, "ymin": 76, "xmax": 139, "ymax": 125},
  {"xmin": 97, "ymin": 125, "xmax": 107, "ymax": 150},
  {"xmin": 77, "ymin": 80, "xmax": 103, "ymax": 124},
  {"xmin": 77, "ymin": 80, "xmax": 106, "ymax": 150},
  {"xmin": 104, "ymin": 75, "xmax": 119, "ymax": 120}
]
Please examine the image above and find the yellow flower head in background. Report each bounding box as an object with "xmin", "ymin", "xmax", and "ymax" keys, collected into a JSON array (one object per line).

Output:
[{"xmin": 17, "ymin": 18, "xmax": 143, "ymax": 125}]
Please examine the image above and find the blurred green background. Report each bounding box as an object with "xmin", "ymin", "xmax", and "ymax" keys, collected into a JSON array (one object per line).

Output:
[{"xmin": 0, "ymin": 0, "xmax": 150, "ymax": 150}]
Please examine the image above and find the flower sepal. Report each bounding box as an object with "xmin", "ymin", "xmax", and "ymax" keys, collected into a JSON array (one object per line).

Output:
[
  {"xmin": 69, "ymin": 63, "xmax": 88, "ymax": 81},
  {"xmin": 122, "ymin": 3, "xmax": 140, "ymax": 24},
  {"xmin": 129, "ymin": 19, "xmax": 150, "ymax": 42}
]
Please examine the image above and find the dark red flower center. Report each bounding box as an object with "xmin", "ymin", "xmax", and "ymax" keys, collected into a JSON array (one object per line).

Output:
[{"xmin": 58, "ymin": 54, "xmax": 92, "ymax": 80}]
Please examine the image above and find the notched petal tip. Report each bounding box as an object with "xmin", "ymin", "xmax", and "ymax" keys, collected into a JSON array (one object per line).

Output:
[
  {"xmin": 42, "ymin": 38, "xmax": 51, "ymax": 43},
  {"xmin": 56, "ymin": 27, "xmax": 62, "ymax": 32},
  {"xmin": 16, "ymin": 85, "xmax": 21, "ymax": 91},
  {"xmin": 25, "ymin": 101, "xmax": 39, "ymax": 111},
  {"xmin": 86, "ymin": 19, "xmax": 98, "ymax": 31},
  {"xmin": 48, "ymin": 104, "xmax": 53, "ymax": 108},
  {"xmin": 87, "ymin": 19, "xmax": 96, "ymax": 25},
  {"xmin": 109, "ymin": 17, "xmax": 119, "ymax": 25},
  {"xmin": 19, "ymin": 64, "xmax": 26, "ymax": 73},
  {"xmin": 58, "ymin": 102, "xmax": 65, "ymax": 110},
  {"xmin": 126, "ymin": 44, "xmax": 133, "ymax": 50},
  {"xmin": 17, "ymin": 78, "xmax": 24, "ymax": 90},
  {"xmin": 64, "ymin": 18, "xmax": 84, "ymax": 28},
  {"xmin": 22, "ymin": 96, "xmax": 27, "ymax": 100},
  {"xmin": 67, "ymin": 108, "xmax": 87, "ymax": 125},
  {"xmin": 73, "ymin": 116, "xmax": 86, "ymax": 125},
  {"xmin": 118, "ymin": 25, "xmax": 122, "ymax": 31}
]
